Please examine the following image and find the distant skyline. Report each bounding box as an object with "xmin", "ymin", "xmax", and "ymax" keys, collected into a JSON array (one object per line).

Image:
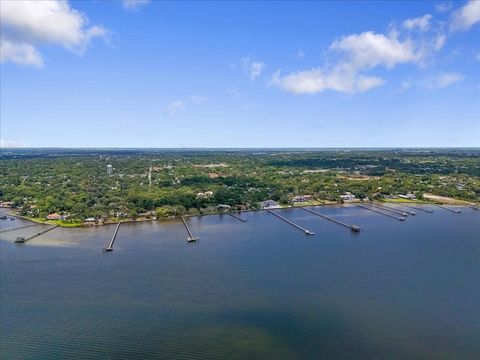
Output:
[{"xmin": 1, "ymin": 0, "xmax": 479, "ymax": 148}]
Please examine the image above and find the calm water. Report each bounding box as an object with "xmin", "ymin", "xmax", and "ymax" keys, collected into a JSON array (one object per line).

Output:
[{"xmin": 1, "ymin": 205, "xmax": 479, "ymax": 359}]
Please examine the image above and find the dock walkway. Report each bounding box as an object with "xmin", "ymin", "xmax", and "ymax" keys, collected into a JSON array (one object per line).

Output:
[
  {"xmin": 369, "ymin": 203, "xmax": 410, "ymax": 216},
  {"xmin": 181, "ymin": 216, "xmax": 199, "ymax": 242},
  {"xmin": 396, "ymin": 204, "xmax": 433, "ymax": 213},
  {"xmin": 354, "ymin": 204, "xmax": 406, "ymax": 221},
  {"xmin": 15, "ymin": 225, "xmax": 59, "ymax": 243},
  {"xmin": 227, "ymin": 213, "xmax": 248, "ymax": 222},
  {"xmin": 0, "ymin": 223, "xmax": 41, "ymax": 234},
  {"xmin": 266, "ymin": 209, "xmax": 314, "ymax": 235},
  {"xmin": 432, "ymin": 204, "xmax": 461, "ymax": 213},
  {"xmin": 103, "ymin": 222, "xmax": 121, "ymax": 251},
  {"xmin": 301, "ymin": 207, "xmax": 360, "ymax": 232}
]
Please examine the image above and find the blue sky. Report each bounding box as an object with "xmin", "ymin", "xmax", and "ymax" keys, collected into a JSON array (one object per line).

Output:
[{"xmin": 1, "ymin": 0, "xmax": 479, "ymax": 148}]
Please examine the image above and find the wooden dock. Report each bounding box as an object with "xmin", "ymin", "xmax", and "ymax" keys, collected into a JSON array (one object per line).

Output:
[
  {"xmin": 301, "ymin": 207, "xmax": 360, "ymax": 232},
  {"xmin": 181, "ymin": 216, "xmax": 199, "ymax": 242},
  {"xmin": 227, "ymin": 213, "xmax": 248, "ymax": 222},
  {"xmin": 369, "ymin": 203, "xmax": 410, "ymax": 216},
  {"xmin": 14, "ymin": 225, "xmax": 59, "ymax": 243},
  {"xmin": 0, "ymin": 223, "xmax": 42, "ymax": 234},
  {"xmin": 103, "ymin": 222, "xmax": 121, "ymax": 251},
  {"xmin": 266, "ymin": 209, "xmax": 314, "ymax": 235},
  {"xmin": 354, "ymin": 204, "xmax": 406, "ymax": 221},
  {"xmin": 395, "ymin": 203, "xmax": 433, "ymax": 213},
  {"xmin": 432, "ymin": 204, "xmax": 461, "ymax": 213}
]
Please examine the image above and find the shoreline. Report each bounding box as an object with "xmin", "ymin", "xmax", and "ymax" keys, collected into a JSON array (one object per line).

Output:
[{"xmin": 4, "ymin": 198, "xmax": 475, "ymax": 229}]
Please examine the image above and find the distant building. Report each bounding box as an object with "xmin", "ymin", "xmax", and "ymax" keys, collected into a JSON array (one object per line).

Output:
[
  {"xmin": 85, "ymin": 217, "xmax": 96, "ymax": 222},
  {"xmin": 107, "ymin": 164, "xmax": 113, "ymax": 176},
  {"xmin": 217, "ymin": 204, "xmax": 231, "ymax": 210},
  {"xmin": 292, "ymin": 195, "xmax": 313, "ymax": 203},
  {"xmin": 261, "ymin": 200, "xmax": 279, "ymax": 209},
  {"xmin": 340, "ymin": 192, "xmax": 356, "ymax": 201},
  {"xmin": 46, "ymin": 213, "xmax": 62, "ymax": 220},
  {"xmin": 398, "ymin": 193, "xmax": 416, "ymax": 200}
]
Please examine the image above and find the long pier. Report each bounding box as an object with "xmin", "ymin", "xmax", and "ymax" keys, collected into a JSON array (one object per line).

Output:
[
  {"xmin": 227, "ymin": 213, "xmax": 248, "ymax": 222},
  {"xmin": 15, "ymin": 225, "xmax": 59, "ymax": 243},
  {"xmin": 395, "ymin": 203, "xmax": 433, "ymax": 213},
  {"xmin": 266, "ymin": 209, "xmax": 314, "ymax": 235},
  {"xmin": 431, "ymin": 204, "xmax": 461, "ymax": 213},
  {"xmin": 369, "ymin": 203, "xmax": 410, "ymax": 216},
  {"xmin": 354, "ymin": 203, "xmax": 406, "ymax": 221},
  {"xmin": 103, "ymin": 222, "xmax": 121, "ymax": 251},
  {"xmin": 181, "ymin": 216, "xmax": 199, "ymax": 242},
  {"xmin": 0, "ymin": 223, "xmax": 42, "ymax": 234},
  {"xmin": 301, "ymin": 207, "xmax": 360, "ymax": 232}
]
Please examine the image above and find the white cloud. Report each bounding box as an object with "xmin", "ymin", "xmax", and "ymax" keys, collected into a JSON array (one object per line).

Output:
[
  {"xmin": 0, "ymin": 38, "xmax": 43, "ymax": 67},
  {"xmin": 450, "ymin": 0, "xmax": 480, "ymax": 31},
  {"xmin": 434, "ymin": 72, "xmax": 465, "ymax": 88},
  {"xmin": 403, "ymin": 14, "xmax": 433, "ymax": 31},
  {"xmin": 0, "ymin": 139, "xmax": 27, "ymax": 148},
  {"xmin": 122, "ymin": 0, "xmax": 150, "ymax": 11},
  {"xmin": 330, "ymin": 31, "xmax": 423, "ymax": 69},
  {"xmin": 271, "ymin": 66, "xmax": 385, "ymax": 94},
  {"xmin": 0, "ymin": 0, "xmax": 106, "ymax": 67},
  {"xmin": 241, "ymin": 57, "xmax": 265, "ymax": 81},
  {"xmin": 165, "ymin": 100, "xmax": 185, "ymax": 117},
  {"xmin": 434, "ymin": 33, "xmax": 447, "ymax": 50},
  {"xmin": 273, "ymin": 29, "xmax": 425, "ymax": 94}
]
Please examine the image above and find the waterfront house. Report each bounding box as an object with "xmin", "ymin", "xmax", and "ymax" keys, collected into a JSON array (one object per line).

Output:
[
  {"xmin": 261, "ymin": 200, "xmax": 279, "ymax": 209},
  {"xmin": 340, "ymin": 192, "xmax": 356, "ymax": 201},
  {"xmin": 46, "ymin": 213, "xmax": 62, "ymax": 220},
  {"xmin": 292, "ymin": 195, "xmax": 313, "ymax": 203}
]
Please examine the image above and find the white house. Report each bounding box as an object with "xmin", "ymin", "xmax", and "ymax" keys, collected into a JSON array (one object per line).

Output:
[
  {"xmin": 261, "ymin": 200, "xmax": 279, "ymax": 209},
  {"xmin": 340, "ymin": 192, "xmax": 356, "ymax": 201}
]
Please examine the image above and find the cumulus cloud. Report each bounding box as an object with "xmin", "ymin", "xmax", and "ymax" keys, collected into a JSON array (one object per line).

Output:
[
  {"xmin": 273, "ymin": 29, "xmax": 428, "ymax": 94},
  {"xmin": 271, "ymin": 6, "xmax": 465, "ymax": 96},
  {"xmin": 0, "ymin": 0, "xmax": 106, "ymax": 67},
  {"xmin": 271, "ymin": 65, "xmax": 385, "ymax": 94},
  {"xmin": 450, "ymin": 0, "xmax": 480, "ymax": 31},
  {"xmin": 402, "ymin": 14, "xmax": 433, "ymax": 31},
  {"xmin": 329, "ymin": 31, "xmax": 424, "ymax": 69},
  {"xmin": 0, "ymin": 139, "xmax": 27, "ymax": 148},
  {"xmin": 122, "ymin": 0, "xmax": 150, "ymax": 11},
  {"xmin": 241, "ymin": 57, "xmax": 265, "ymax": 81},
  {"xmin": 0, "ymin": 39, "xmax": 43, "ymax": 67},
  {"xmin": 434, "ymin": 72, "xmax": 465, "ymax": 88}
]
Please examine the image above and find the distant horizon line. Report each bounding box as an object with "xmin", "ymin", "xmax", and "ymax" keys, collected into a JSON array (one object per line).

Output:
[{"xmin": 2, "ymin": 147, "xmax": 479, "ymax": 150}]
